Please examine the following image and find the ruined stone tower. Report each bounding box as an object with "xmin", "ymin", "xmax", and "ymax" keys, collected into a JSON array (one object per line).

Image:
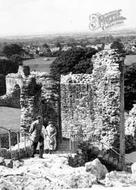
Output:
[{"xmin": 61, "ymin": 49, "xmax": 125, "ymax": 159}]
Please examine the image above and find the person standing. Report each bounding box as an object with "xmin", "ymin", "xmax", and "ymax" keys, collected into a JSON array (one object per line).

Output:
[
  {"xmin": 46, "ymin": 121, "xmax": 57, "ymax": 154},
  {"xmin": 29, "ymin": 116, "xmax": 45, "ymax": 158}
]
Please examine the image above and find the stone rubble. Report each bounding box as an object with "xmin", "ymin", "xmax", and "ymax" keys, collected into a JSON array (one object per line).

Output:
[
  {"xmin": 0, "ymin": 155, "xmax": 136, "ymax": 189},
  {"xmin": 85, "ymin": 158, "xmax": 108, "ymax": 180},
  {"xmin": 0, "ymin": 155, "xmax": 97, "ymax": 189}
]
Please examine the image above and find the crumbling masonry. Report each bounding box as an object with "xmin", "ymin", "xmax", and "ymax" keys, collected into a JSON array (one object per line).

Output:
[
  {"xmin": 0, "ymin": 49, "xmax": 125, "ymax": 153},
  {"xmin": 61, "ymin": 50, "xmax": 125, "ymax": 151},
  {"xmin": 0, "ymin": 66, "xmax": 60, "ymax": 143}
]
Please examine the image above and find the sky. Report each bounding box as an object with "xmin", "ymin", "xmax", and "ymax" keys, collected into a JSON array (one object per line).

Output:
[{"xmin": 0, "ymin": 0, "xmax": 136, "ymax": 37}]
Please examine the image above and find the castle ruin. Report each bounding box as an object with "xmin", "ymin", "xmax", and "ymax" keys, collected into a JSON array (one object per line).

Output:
[{"xmin": 0, "ymin": 50, "xmax": 125, "ymax": 162}]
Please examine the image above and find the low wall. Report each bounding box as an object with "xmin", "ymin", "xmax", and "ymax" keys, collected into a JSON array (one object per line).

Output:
[
  {"xmin": 6, "ymin": 73, "xmax": 23, "ymax": 94},
  {"xmin": 0, "ymin": 84, "xmax": 20, "ymax": 108}
]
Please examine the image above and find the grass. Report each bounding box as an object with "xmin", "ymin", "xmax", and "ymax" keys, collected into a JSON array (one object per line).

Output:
[
  {"xmin": 0, "ymin": 107, "xmax": 20, "ymax": 133},
  {"xmin": 23, "ymin": 57, "xmax": 56, "ymax": 73},
  {"xmin": 125, "ymin": 55, "xmax": 136, "ymax": 65},
  {"xmin": 23, "ymin": 55, "xmax": 136, "ymax": 71}
]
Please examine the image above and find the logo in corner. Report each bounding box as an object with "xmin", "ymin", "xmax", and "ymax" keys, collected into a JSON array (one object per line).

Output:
[{"xmin": 89, "ymin": 9, "xmax": 126, "ymax": 31}]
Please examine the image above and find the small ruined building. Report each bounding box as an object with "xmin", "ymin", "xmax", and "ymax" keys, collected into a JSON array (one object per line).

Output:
[{"xmin": 0, "ymin": 50, "xmax": 126, "ymax": 166}]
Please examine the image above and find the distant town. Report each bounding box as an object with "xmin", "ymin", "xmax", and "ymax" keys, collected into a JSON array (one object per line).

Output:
[{"xmin": 1, "ymin": 29, "xmax": 136, "ymax": 61}]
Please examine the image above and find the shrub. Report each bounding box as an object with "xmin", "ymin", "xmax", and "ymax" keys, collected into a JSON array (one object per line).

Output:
[{"xmin": 68, "ymin": 141, "xmax": 97, "ymax": 167}]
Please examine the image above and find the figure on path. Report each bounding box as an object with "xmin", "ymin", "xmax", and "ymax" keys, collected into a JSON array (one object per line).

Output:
[
  {"xmin": 29, "ymin": 116, "xmax": 45, "ymax": 158},
  {"xmin": 45, "ymin": 121, "xmax": 57, "ymax": 154}
]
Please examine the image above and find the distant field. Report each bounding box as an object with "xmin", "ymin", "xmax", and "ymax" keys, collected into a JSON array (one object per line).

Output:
[
  {"xmin": 125, "ymin": 55, "xmax": 136, "ymax": 65},
  {"xmin": 23, "ymin": 55, "xmax": 136, "ymax": 73},
  {"xmin": 23, "ymin": 57, "xmax": 56, "ymax": 73},
  {"xmin": 0, "ymin": 107, "xmax": 20, "ymax": 133}
]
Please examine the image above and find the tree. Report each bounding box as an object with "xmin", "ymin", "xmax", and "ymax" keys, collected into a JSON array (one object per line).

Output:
[
  {"xmin": 55, "ymin": 42, "xmax": 62, "ymax": 51},
  {"xmin": 10, "ymin": 54, "xmax": 23, "ymax": 65},
  {"xmin": 50, "ymin": 47, "xmax": 97, "ymax": 80},
  {"xmin": 124, "ymin": 63, "xmax": 136, "ymax": 111},
  {"xmin": 73, "ymin": 59, "xmax": 93, "ymax": 74},
  {"xmin": 110, "ymin": 38, "xmax": 125, "ymax": 53},
  {"xmin": 42, "ymin": 43, "xmax": 51, "ymax": 56},
  {"xmin": 43, "ymin": 43, "xmax": 49, "ymax": 49},
  {"xmin": 0, "ymin": 59, "xmax": 18, "ymax": 75},
  {"xmin": 2, "ymin": 44, "xmax": 24, "ymax": 58}
]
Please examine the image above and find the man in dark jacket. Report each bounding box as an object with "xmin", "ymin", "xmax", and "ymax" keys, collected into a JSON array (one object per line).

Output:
[{"xmin": 29, "ymin": 116, "xmax": 44, "ymax": 158}]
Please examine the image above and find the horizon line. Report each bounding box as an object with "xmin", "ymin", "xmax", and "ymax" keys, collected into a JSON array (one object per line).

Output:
[{"xmin": 0, "ymin": 27, "xmax": 136, "ymax": 40}]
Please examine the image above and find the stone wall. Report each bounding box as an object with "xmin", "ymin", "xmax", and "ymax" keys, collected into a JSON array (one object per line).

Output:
[
  {"xmin": 0, "ymin": 84, "xmax": 20, "ymax": 108},
  {"xmin": 61, "ymin": 74, "xmax": 93, "ymax": 138},
  {"xmin": 17, "ymin": 69, "xmax": 60, "ymax": 142},
  {"xmin": 20, "ymin": 76, "xmax": 42, "ymax": 135},
  {"xmin": 125, "ymin": 105, "xmax": 136, "ymax": 137},
  {"xmin": 6, "ymin": 74, "xmax": 23, "ymax": 95},
  {"xmin": 0, "ymin": 66, "xmax": 60, "ymax": 143},
  {"xmin": 0, "ymin": 69, "xmax": 23, "ymax": 108},
  {"xmin": 125, "ymin": 104, "xmax": 136, "ymax": 152},
  {"xmin": 61, "ymin": 50, "xmax": 125, "ymax": 150},
  {"xmin": 31, "ymin": 72, "xmax": 61, "ymax": 143},
  {"xmin": 91, "ymin": 50, "xmax": 125, "ymax": 150}
]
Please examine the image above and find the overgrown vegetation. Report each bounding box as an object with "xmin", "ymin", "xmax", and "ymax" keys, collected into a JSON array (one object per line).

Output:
[
  {"xmin": 68, "ymin": 136, "xmax": 135, "ymax": 169},
  {"xmin": 50, "ymin": 47, "xmax": 97, "ymax": 80},
  {"xmin": 2, "ymin": 44, "xmax": 24, "ymax": 58},
  {"xmin": 0, "ymin": 43, "xmax": 25, "ymax": 75},
  {"xmin": 110, "ymin": 38, "xmax": 125, "ymax": 53},
  {"xmin": 124, "ymin": 63, "xmax": 136, "ymax": 111},
  {"xmin": 0, "ymin": 59, "xmax": 19, "ymax": 75},
  {"xmin": 68, "ymin": 141, "xmax": 92, "ymax": 167}
]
